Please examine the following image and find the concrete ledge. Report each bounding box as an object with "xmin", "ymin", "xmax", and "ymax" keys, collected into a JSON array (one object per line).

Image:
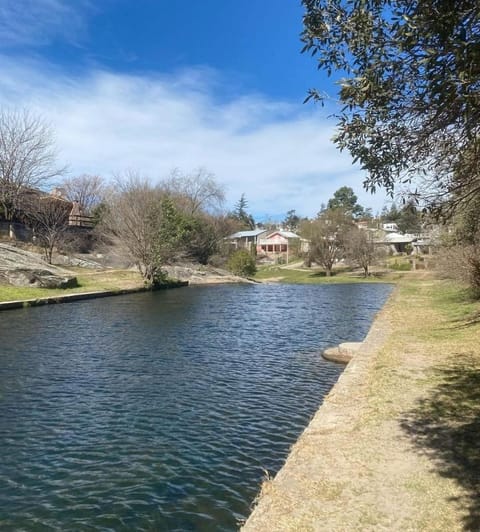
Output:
[
  {"xmin": 322, "ymin": 341, "xmax": 363, "ymax": 364},
  {"xmin": 242, "ymin": 293, "xmax": 393, "ymax": 531},
  {"xmin": 0, "ymin": 281, "xmax": 189, "ymax": 312}
]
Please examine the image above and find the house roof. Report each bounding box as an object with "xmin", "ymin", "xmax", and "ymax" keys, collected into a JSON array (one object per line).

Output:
[
  {"xmin": 382, "ymin": 232, "xmax": 416, "ymax": 244},
  {"xmin": 228, "ymin": 229, "xmax": 267, "ymax": 239},
  {"xmin": 274, "ymin": 230, "xmax": 300, "ymax": 239}
]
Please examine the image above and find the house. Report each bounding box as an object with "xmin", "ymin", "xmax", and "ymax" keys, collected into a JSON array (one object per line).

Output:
[
  {"xmin": 374, "ymin": 224, "xmax": 438, "ymax": 255},
  {"xmin": 382, "ymin": 222, "xmax": 400, "ymax": 232},
  {"xmin": 228, "ymin": 229, "xmax": 268, "ymax": 253},
  {"xmin": 257, "ymin": 230, "xmax": 309, "ymax": 263},
  {"xmin": 374, "ymin": 230, "xmax": 420, "ymax": 254}
]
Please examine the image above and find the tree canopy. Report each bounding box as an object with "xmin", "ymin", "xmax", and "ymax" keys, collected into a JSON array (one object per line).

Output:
[
  {"xmin": 300, "ymin": 207, "xmax": 352, "ymax": 275},
  {"xmin": 327, "ymin": 186, "xmax": 364, "ymax": 218},
  {"xmin": 0, "ymin": 108, "xmax": 62, "ymax": 224},
  {"xmin": 302, "ymin": 0, "xmax": 480, "ymax": 215},
  {"xmin": 283, "ymin": 209, "xmax": 301, "ymax": 231},
  {"xmin": 231, "ymin": 193, "xmax": 255, "ymax": 230}
]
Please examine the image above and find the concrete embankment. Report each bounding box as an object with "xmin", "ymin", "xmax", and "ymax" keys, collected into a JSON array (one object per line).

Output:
[
  {"xmin": 0, "ymin": 282, "xmax": 188, "ymax": 312},
  {"xmin": 243, "ymin": 277, "xmax": 479, "ymax": 530},
  {"xmin": 242, "ymin": 295, "xmax": 392, "ymax": 531}
]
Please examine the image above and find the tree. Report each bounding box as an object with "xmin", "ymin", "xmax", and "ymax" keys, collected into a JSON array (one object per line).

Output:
[
  {"xmin": 103, "ymin": 173, "xmax": 166, "ymax": 284},
  {"xmin": 327, "ymin": 186, "xmax": 364, "ymax": 218},
  {"xmin": 302, "ymin": 1, "xmax": 480, "ymax": 215},
  {"xmin": 61, "ymin": 174, "xmax": 105, "ymax": 215},
  {"xmin": 438, "ymin": 194, "xmax": 480, "ymax": 296},
  {"xmin": 161, "ymin": 168, "xmax": 227, "ymax": 264},
  {"xmin": 227, "ymin": 249, "xmax": 257, "ymax": 277},
  {"xmin": 163, "ymin": 168, "xmax": 225, "ymax": 215},
  {"xmin": 0, "ymin": 108, "xmax": 63, "ymax": 235},
  {"xmin": 381, "ymin": 201, "xmax": 422, "ymax": 233},
  {"xmin": 182, "ymin": 213, "xmax": 222, "ymax": 265},
  {"xmin": 396, "ymin": 201, "xmax": 422, "ymax": 234},
  {"xmin": 283, "ymin": 209, "xmax": 301, "ymax": 231},
  {"xmin": 381, "ymin": 203, "xmax": 400, "ymax": 223},
  {"xmin": 104, "ymin": 172, "xmax": 220, "ymax": 284},
  {"xmin": 300, "ymin": 208, "xmax": 351, "ymax": 275},
  {"xmin": 344, "ymin": 227, "xmax": 379, "ymax": 277},
  {"xmin": 231, "ymin": 193, "xmax": 255, "ymax": 230},
  {"xmin": 22, "ymin": 194, "xmax": 70, "ymax": 264}
]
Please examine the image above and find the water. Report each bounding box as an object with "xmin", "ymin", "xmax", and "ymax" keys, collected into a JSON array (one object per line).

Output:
[{"xmin": 0, "ymin": 283, "xmax": 392, "ymax": 531}]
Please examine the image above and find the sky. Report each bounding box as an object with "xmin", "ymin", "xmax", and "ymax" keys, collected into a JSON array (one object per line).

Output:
[{"xmin": 0, "ymin": 0, "xmax": 388, "ymax": 221}]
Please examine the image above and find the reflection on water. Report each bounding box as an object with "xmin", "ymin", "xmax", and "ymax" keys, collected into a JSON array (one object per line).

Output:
[{"xmin": 0, "ymin": 283, "xmax": 392, "ymax": 530}]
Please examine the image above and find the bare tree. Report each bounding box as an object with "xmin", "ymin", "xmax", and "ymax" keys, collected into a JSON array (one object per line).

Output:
[
  {"xmin": 344, "ymin": 228, "xmax": 380, "ymax": 277},
  {"xmin": 61, "ymin": 174, "xmax": 104, "ymax": 214},
  {"xmin": 300, "ymin": 209, "xmax": 351, "ymax": 276},
  {"xmin": 163, "ymin": 167, "xmax": 225, "ymax": 215},
  {"xmin": 102, "ymin": 172, "xmax": 161, "ymax": 282},
  {"xmin": 0, "ymin": 108, "xmax": 63, "ymax": 235},
  {"xmin": 22, "ymin": 195, "xmax": 71, "ymax": 264}
]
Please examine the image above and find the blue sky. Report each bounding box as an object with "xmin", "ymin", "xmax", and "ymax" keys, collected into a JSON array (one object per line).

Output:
[{"xmin": 0, "ymin": 0, "xmax": 387, "ymax": 220}]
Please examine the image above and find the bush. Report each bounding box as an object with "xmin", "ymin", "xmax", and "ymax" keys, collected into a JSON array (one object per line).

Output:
[
  {"xmin": 389, "ymin": 260, "xmax": 412, "ymax": 271},
  {"xmin": 227, "ymin": 249, "xmax": 257, "ymax": 277},
  {"xmin": 437, "ymin": 244, "xmax": 480, "ymax": 298}
]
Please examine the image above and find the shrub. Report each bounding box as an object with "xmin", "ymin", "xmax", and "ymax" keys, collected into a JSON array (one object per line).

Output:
[
  {"xmin": 437, "ymin": 244, "xmax": 480, "ymax": 298},
  {"xmin": 227, "ymin": 249, "xmax": 257, "ymax": 277},
  {"xmin": 389, "ymin": 260, "xmax": 412, "ymax": 271}
]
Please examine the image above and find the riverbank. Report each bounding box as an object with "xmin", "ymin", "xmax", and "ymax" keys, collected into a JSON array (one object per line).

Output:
[
  {"xmin": 243, "ymin": 274, "xmax": 480, "ymax": 531},
  {"xmin": 0, "ymin": 281, "xmax": 189, "ymax": 311},
  {"xmin": 0, "ymin": 264, "xmax": 252, "ymax": 308}
]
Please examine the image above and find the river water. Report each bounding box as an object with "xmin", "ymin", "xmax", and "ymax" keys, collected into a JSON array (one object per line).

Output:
[{"xmin": 0, "ymin": 283, "xmax": 392, "ymax": 531}]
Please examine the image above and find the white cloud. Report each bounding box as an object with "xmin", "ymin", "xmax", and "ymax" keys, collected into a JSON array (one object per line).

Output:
[
  {"xmin": 0, "ymin": 55, "xmax": 387, "ymax": 219},
  {"xmin": 0, "ymin": 0, "xmax": 89, "ymax": 47}
]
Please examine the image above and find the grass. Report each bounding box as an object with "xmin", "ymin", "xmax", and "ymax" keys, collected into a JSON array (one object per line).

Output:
[
  {"xmin": 0, "ymin": 269, "xmax": 144, "ymax": 303},
  {"xmin": 254, "ymin": 262, "xmax": 394, "ymax": 284},
  {"xmin": 364, "ymin": 277, "xmax": 480, "ymax": 529},
  {"xmin": 244, "ymin": 275, "xmax": 480, "ymax": 531}
]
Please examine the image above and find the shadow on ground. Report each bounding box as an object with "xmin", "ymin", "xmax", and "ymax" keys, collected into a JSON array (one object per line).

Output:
[
  {"xmin": 401, "ymin": 355, "xmax": 480, "ymax": 530},
  {"xmin": 452, "ymin": 311, "xmax": 480, "ymax": 329}
]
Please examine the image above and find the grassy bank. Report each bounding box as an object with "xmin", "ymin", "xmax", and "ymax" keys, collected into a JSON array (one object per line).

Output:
[
  {"xmin": 0, "ymin": 269, "xmax": 144, "ymax": 303},
  {"xmin": 254, "ymin": 263, "xmax": 401, "ymax": 284},
  {"xmin": 244, "ymin": 275, "xmax": 480, "ymax": 531}
]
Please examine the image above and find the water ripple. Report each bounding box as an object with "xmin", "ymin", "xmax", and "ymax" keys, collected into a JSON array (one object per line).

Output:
[{"xmin": 0, "ymin": 282, "xmax": 392, "ymax": 530}]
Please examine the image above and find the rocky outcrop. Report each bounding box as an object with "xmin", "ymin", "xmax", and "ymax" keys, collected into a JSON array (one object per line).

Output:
[
  {"xmin": 163, "ymin": 264, "xmax": 255, "ymax": 284},
  {"xmin": 0, "ymin": 243, "xmax": 78, "ymax": 288}
]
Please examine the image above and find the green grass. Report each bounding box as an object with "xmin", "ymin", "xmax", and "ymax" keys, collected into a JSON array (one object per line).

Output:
[
  {"xmin": 0, "ymin": 270, "xmax": 144, "ymax": 303},
  {"xmin": 254, "ymin": 264, "xmax": 390, "ymax": 284}
]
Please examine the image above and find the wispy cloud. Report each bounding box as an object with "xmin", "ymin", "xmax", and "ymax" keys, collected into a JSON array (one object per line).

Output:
[
  {"xmin": 0, "ymin": 55, "xmax": 386, "ymax": 218},
  {"xmin": 0, "ymin": 0, "xmax": 89, "ymax": 47}
]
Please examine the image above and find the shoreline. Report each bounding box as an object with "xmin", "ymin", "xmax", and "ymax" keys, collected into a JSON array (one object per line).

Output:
[
  {"xmin": 242, "ymin": 287, "xmax": 394, "ymax": 530},
  {"xmin": 0, "ymin": 281, "xmax": 189, "ymax": 312},
  {"xmin": 242, "ymin": 277, "xmax": 480, "ymax": 530}
]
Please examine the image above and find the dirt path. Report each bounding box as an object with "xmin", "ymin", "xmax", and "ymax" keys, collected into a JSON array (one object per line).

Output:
[{"xmin": 243, "ymin": 278, "xmax": 480, "ymax": 531}]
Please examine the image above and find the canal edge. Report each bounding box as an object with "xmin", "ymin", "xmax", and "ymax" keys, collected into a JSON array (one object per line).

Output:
[
  {"xmin": 241, "ymin": 285, "xmax": 397, "ymax": 530},
  {"xmin": 0, "ymin": 281, "xmax": 189, "ymax": 312}
]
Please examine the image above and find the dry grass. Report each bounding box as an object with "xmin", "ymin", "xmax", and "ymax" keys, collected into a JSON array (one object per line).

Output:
[
  {"xmin": 0, "ymin": 269, "xmax": 144, "ymax": 302},
  {"xmin": 243, "ymin": 276, "xmax": 480, "ymax": 531}
]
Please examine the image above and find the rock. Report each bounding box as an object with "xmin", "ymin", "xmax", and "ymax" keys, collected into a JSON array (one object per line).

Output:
[
  {"xmin": 322, "ymin": 341, "xmax": 363, "ymax": 364},
  {"xmin": 0, "ymin": 243, "xmax": 78, "ymax": 288},
  {"xmin": 54, "ymin": 254, "xmax": 103, "ymax": 269},
  {"xmin": 162, "ymin": 263, "xmax": 255, "ymax": 284}
]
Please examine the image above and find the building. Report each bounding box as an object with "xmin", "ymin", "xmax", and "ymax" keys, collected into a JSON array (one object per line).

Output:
[
  {"xmin": 257, "ymin": 230, "xmax": 309, "ymax": 263},
  {"xmin": 227, "ymin": 229, "xmax": 268, "ymax": 253}
]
